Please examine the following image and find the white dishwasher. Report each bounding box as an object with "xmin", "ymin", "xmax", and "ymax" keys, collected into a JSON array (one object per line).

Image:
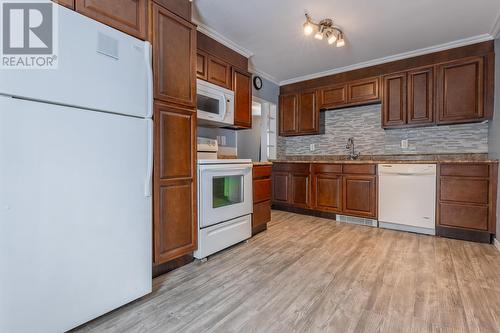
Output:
[{"xmin": 378, "ymin": 164, "xmax": 436, "ymax": 235}]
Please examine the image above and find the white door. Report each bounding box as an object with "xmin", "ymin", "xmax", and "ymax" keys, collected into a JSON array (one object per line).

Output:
[
  {"xmin": 0, "ymin": 96, "xmax": 152, "ymax": 333},
  {"xmin": 198, "ymin": 164, "xmax": 253, "ymax": 228}
]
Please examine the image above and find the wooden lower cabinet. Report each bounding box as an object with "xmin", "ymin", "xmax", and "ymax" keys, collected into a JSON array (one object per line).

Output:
[
  {"xmin": 272, "ymin": 163, "xmax": 310, "ymax": 207},
  {"xmin": 342, "ymin": 175, "xmax": 377, "ymax": 218},
  {"xmin": 311, "ymin": 165, "xmax": 342, "ymax": 213},
  {"xmin": 253, "ymin": 165, "xmax": 272, "ymax": 235},
  {"xmin": 153, "ymin": 102, "xmax": 197, "ymax": 265},
  {"xmin": 154, "ymin": 179, "xmax": 196, "ymax": 263},
  {"xmin": 273, "ymin": 163, "xmax": 376, "ymax": 219},
  {"xmin": 437, "ymin": 163, "xmax": 497, "ymax": 242}
]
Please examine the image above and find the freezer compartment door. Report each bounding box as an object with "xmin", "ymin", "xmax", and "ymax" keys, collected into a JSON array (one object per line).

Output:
[
  {"xmin": 0, "ymin": 96, "xmax": 152, "ymax": 333},
  {"xmin": 0, "ymin": 5, "xmax": 152, "ymax": 118}
]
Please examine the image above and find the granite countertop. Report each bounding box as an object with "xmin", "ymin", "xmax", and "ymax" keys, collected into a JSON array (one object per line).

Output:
[
  {"xmin": 271, "ymin": 154, "xmax": 498, "ymax": 164},
  {"xmin": 253, "ymin": 161, "xmax": 273, "ymax": 166}
]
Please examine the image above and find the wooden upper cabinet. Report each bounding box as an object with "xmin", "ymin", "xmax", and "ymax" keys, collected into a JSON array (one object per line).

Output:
[
  {"xmin": 207, "ymin": 56, "xmax": 232, "ymax": 89},
  {"xmin": 233, "ymin": 68, "xmax": 252, "ymax": 128},
  {"xmin": 298, "ymin": 90, "xmax": 319, "ymax": 134},
  {"xmin": 319, "ymin": 84, "xmax": 347, "ymax": 109},
  {"xmin": 347, "ymin": 77, "xmax": 380, "ymax": 104},
  {"xmin": 382, "ymin": 73, "xmax": 407, "ymax": 128},
  {"xmin": 75, "ymin": 0, "xmax": 147, "ymax": 40},
  {"xmin": 153, "ymin": 0, "xmax": 191, "ymax": 22},
  {"xmin": 196, "ymin": 51, "xmax": 208, "ymax": 81},
  {"xmin": 152, "ymin": 3, "xmax": 196, "ymax": 107},
  {"xmin": 407, "ymin": 67, "xmax": 434, "ymax": 125},
  {"xmin": 342, "ymin": 175, "xmax": 377, "ymax": 218},
  {"xmin": 436, "ymin": 56, "xmax": 484, "ymax": 124},
  {"xmin": 279, "ymin": 94, "xmax": 298, "ymax": 135},
  {"xmin": 53, "ymin": 0, "xmax": 74, "ymax": 9}
]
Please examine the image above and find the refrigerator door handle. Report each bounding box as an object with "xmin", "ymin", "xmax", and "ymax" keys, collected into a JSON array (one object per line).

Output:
[
  {"xmin": 145, "ymin": 119, "xmax": 153, "ymax": 197},
  {"xmin": 144, "ymin": 41, "xmax": 153, "ymax": 119}
]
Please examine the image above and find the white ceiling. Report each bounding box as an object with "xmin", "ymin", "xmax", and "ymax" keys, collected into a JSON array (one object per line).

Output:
[{"xmin": 193, "ymin": 0, "xmax": 500, "ymax": 85}]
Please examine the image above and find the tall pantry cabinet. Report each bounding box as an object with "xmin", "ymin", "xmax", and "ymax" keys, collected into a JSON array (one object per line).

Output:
[{"xmin": 149, "ymin": 0, "xmax": 198, "ymax": 267}]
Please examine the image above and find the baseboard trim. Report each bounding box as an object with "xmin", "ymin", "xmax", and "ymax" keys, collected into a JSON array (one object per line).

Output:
[{"xmin": 494, "ymin": 238, "xmax": 500, "ymax": 252}]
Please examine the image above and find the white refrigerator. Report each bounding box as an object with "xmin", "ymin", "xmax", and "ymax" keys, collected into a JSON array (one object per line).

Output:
[{"xmin": 0, "ymin": 6, "xmax": 153, "ymax": 333}]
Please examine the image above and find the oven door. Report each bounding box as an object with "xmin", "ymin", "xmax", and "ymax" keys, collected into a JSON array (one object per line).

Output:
[{"xmin": 198, "ymin": 163, "xmax": 253, "ymax": 228}]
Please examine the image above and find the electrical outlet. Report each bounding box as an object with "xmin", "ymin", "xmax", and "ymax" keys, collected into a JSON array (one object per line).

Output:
[
  {"xmin": 401, "ymin": 139, "xmax": 408, "ymax": 149},
  {"xmin": 310, "ymin": 143, "xmax": 316, "ymax": 151}
]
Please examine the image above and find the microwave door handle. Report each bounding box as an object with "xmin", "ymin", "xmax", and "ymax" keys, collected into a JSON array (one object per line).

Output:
[{"xmin": 220, "ymin": 93, "xmax": 227, "ymax": 120}]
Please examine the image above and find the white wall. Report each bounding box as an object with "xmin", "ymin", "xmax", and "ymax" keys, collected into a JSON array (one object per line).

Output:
[{"xmin": 488, "ymin": 38, "xmax": 500, "ymax": 237}]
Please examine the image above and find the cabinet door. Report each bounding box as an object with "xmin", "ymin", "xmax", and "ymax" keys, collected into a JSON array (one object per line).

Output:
[
  {"xmin": 207, "ymin": 56, "xmax": 232, "ymax": 89},
  {"xmin": 233, "ymin": 68, "xmax": 252, "ymax": 128},
  {"xmin": 382, "ymin": 73, "xmax": 407, "ymax": 128},
  {"xmin": 298, "ymin": 90, "xmax": 319, "ymax": 134},
  {"xmin": 347, "ymin": 77, "xmax": 380, "ymax": 104},
  {"xmin": 342, "ymin": 175, "xmax": 377, "ymax": 218},
  {"xmin": 154, "ymin": 179, "xmax": 197, "ymax": 263},
  {"xmin": 291, "ymin": 173, "xmax": 310, "ymax": 208},
  {"xmin": 436, "ymin": 56, "xmax": 484, "ymax": 124},
  {"xmin": 319, "ymin": 84, "xmax": 347, "ymax": 109},
  {"xmin": 153, "ymin": 0, "xmax": 191, "ymax": 22},
  {"xmin": 279, "ymin": 94, "xmax": 298, "ymax": 135},
  {"xmin": 153, "ymin": 102, "xmax": 197, "ymax": 264},
  {"xmin": 196, "ymin": 51, "xmax": 208, "ymax": 80},
  {"xmin": 313, "ymin": 174, "xmax": 342, "ymax": 213},
  {"xmin": 253, "ymin": 200, "xmax": 271, "ymax": 234},
  {"xmin": 156, "ymin": 103, "xmax": 195, "ymax": 180},
  {"xmin": 408, "ymin": 67, "xmax": 434, "ymax": 125},
  {"xmin": 53, "ymin": 0, "xmax": 75, "ymax": 9},
  {"xmin": 75, "ymin": 0, "xmax": 147, "ymax": 40},
  {"xmin": 272, "ymin": 171, "xmax": 290, "ymax": 204},
  {"xmin": 152, "ymin": 3, "xmax": 196, "ymax": 107}
]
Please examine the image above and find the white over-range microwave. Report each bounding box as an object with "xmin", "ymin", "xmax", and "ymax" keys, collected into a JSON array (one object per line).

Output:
[{"xmin": 197, "ymin": 79, "xmax": 234, "ymax": 126}]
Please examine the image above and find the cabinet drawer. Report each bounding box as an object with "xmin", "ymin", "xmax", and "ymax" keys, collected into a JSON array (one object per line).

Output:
[
  {"xmin": 439, "ymin": 203, "xmax": 488, "ymax": 231},
  {"xmin": 312, "ymin": 164, "xmax": 342, "ymax": 174},
  {"xmin": 253, "ymin": 200, "xmax": 271, "ymax": 228},
  {"xmin": 254, "ymin": 178, "xmax": 271, "ymax": 203},
  {"xmin": 440, "ymin": 178, "xmax": 489, "ymax": 204},
  {"xmin": 273, "ymin": 163, "xmax": 309, "ymax": 173},
  {"xmin": 253, "ymin": 165, "xmax": 272, "ymax": 179},
  {"xmin": 440, "ymin": 164, "xmax": 489, "ymax": 177},
  {"xmin": 342, "ymin": 164, "xmax": 376, "ymax": 175}
]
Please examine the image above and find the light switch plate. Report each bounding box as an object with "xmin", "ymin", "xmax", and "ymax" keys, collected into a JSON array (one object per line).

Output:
[
  {"xmin": 401, "ymin": 139, "xmax": 408, "ymax": 149},
  {"xmin": 310, "ymin": 143, "xmax": 316, "ymax": 151}
]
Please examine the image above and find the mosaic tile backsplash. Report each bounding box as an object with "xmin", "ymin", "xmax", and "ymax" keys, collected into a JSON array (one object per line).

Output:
[{"xmin": 278, "ymin": 104, "xmax": 489, "ymax": 157}]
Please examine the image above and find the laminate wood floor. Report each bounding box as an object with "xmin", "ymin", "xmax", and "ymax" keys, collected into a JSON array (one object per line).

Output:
[{"xmin": 74, "ymin": 211, "xmax": 500, "ymax": 333}]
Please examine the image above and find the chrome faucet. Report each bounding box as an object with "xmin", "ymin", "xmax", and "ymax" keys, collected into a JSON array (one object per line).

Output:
[{"xmin": 346, "ymin": 137, "xmax": 360, "ymax": 160}]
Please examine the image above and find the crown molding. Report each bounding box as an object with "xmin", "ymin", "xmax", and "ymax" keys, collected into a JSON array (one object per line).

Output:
[
  {"xmin": 248, "ymin": 66, "xmax": 280, "ymax": 86},
  {"xmin": 279, "ymin": 34, "xmax": 494, "ymax": 86},
  {"xmin": 490, "ymin": 8, "xmax": 500, "ymax": 38},
  {"xmin": 192, "ymin": 19, "xmax": 254, "ymax": 58}
]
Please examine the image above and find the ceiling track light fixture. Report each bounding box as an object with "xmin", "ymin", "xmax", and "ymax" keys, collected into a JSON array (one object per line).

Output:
[{"xmin": 303, "ymin": 13, "xmax": 345, "ymax": 47}]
